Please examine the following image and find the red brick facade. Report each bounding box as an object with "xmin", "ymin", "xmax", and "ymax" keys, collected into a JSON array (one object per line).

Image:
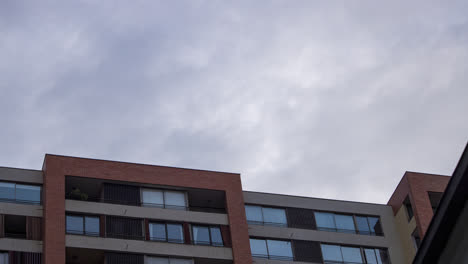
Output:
[
  {"xmin": 387, "ymin": 171, "xmax": 450, "ymax": 237},
  {"xmin": 42, "ymin": 154, "xmax": 252, "ymax": 264}
]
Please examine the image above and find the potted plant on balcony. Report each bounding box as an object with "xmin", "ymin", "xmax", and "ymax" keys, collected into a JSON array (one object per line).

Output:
[{"xmin": 69, "ymin": 187, "xmax": 89, "ymax": 201}]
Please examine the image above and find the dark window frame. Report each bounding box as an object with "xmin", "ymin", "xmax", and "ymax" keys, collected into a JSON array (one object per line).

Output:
[
  {"xmin": 191, "ymin": 224, "xmax": 224, "ymax": 247},
  {"xmin": 250, "ymin": 237, "xmax": 294, "ymax": 261},
  {"xmin": 0, "ymin": 181, "xmax": 42, "ymax": 205},
  {"xmin": 141, "ymin": 188, "xmax": 188, "ymax": 210},
  {"xmin": 321, "ymin": 242, "xmax": 390, "ymax": 264},
  {"xmin": 65, "ymin": 214, "xmax": 100, "ymax": 237},
  {"xmin": 314, "ymin": 210, "xmax": 384, "ymax": 236},
  {"xmin": 148, "ymin": 221, "xmax": 185, "ymax": 244},
  {"xmin": 245, "ymin": 204, "xmax": 288, "ymax": 227}
]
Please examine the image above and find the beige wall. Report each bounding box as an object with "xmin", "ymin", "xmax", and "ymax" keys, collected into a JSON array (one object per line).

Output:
[
  {"xmin": 66, "ymin": 235, "xmax": 233, "ymax": 260},
  {"xmin": 394, "ymin": 205, "xmax": 417, "ymax": 264},
  {"xmin": 65, "ymin": 200, "xmax": 228, "ymax": 225},
  {"xmin": 243, "ymin": 191, "xmax": 405, "ymax": 264},
  {"xmin": 0, "ymin": 238, "xmax": 43, "ymax": 252},
  {"xmin": 0, "ymin": 167, "xmax": 43, "ymax": 184},
  {"xmin": 0, "ymin": 202, "xmax": 43, "ymax": 217}
]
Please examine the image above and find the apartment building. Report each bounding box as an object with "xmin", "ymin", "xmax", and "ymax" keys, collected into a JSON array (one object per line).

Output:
[
  {"xmin": 0, "ymin": 154, "xmax": 452, "ymax": 264},
  {"xmin": 387, "ymin": 172, "xmax": 449, "ymax": 263}
]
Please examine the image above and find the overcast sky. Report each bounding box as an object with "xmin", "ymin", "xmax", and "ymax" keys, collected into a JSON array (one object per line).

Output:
[{"xmin": 1, "ymin": 1, "xmax": 467, "ymax": 204}]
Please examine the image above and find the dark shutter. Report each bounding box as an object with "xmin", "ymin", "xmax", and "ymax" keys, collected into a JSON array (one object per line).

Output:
[
  {"xmin": 26, "ymin": 217, "xmax": 42, "ymax": 241},
  {"xmin": 292, "ymin": 240, "xmax": 323, "ymax": 263},
  {"xmin": 22, "ymin": 252, "xmax": 42, "ymax": 264},
  {"xmin": 8, "ymin": 252, "xmax": 42, "ymax": 264},
  {"xmin": 287, "ymin": 208, "xmax": 317, "ymax": 230},
  {"xmin": 105, "ymin": 252, "xmax": 143, "ymax": 264},
  {"xmin": 106, "ymin": 216, "xmax": 143, "ymax": 240},
  {"xmin": 100, "ymin": 215, "xmax": 106, "ymax": 237},
  {"xmin": 220, "ymin": 225, "xmax": 232, "ymax": 247},
  {"xmin": 0, "ymin": 215, "xmax": 4, "ymax": 238},
  {"xmin": 103, "ymin": 183, "xmax": 140, "ymax": 206},
  {"xmin": 183, "ymin": 223, "xmax": 191, "ymax": 244}
]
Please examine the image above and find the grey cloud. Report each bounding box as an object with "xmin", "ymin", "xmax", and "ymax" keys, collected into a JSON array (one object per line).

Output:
[{"xmin": 0, "ymin": 1, "xmax": 467, "ymax": 203}]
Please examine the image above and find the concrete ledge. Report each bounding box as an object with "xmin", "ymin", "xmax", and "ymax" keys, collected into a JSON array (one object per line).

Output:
[
  {"xmin": 66, "ymin": 200, "xmax": 228, "ymax": 225},
  {"xmin": 0, "ymin": 201, "xmax": 43, "ymax": 217},
  {"xmin": 0, "ymin": 238, "xmax": 43, "ymax": 252},
  {"xmin": 253, "ymin": 259, "xmax": 319, "ymax": 264},
  {"xmin": 66, "ymin": 235, "xmax": 233, "ymax": 260},
  {"xmin": 0, "ymin": 167, "xmax": 43, "ymax": 184},
  {"xmin": 248, "ymin": 225, "xmax": 388, "ymax": 248},
  {"xmin": 243, "ymin": 192, "xmax": 390, "ymax": 215}
]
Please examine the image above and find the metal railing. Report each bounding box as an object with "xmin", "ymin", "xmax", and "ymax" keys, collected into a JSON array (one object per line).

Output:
[
  {"xmin": 66, "ymin": 229, "xmax": 100, "ymax": 237},
  {"xmin": 252, "ymin": 254, "xmax": 294, "ymax": 261},
  {"xmin": 4, "ymin": 233, "xmax": 27, "ymax": 239},
  {"xmin": 65, "ymin": 195, "xmax": 226, "ymax": 213},
  {"xmin": 0, "ymin": 197, "xmax": 41, "ymax": 205},
  {"xmin": 247, "ymin": 220, "xmax": 288, "ymax": 227},
  {"xmin": 149, "ymin": 236, "xmax": 185, "ymax": 244}
]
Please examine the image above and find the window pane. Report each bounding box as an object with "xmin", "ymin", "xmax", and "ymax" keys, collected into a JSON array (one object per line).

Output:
[
  {"xmin": 193, "ymin": 226, "xmax": 210, "ymax": 245},
  {"xmin": 0, "ymin": 253, "xmax": 8, "ymax": 264},
  {"xmin": 315, "ymin": 212, "xmax": 336, "ymax": 231},
  {"xmin": 368, "ymin": 217, "xmax": 380, "ymax": 234},
  {"xmin": 167, "ymin": 224, "xmax": 184, "ymax": 243},
  {"xmin": 85, "ymin": 217, "xmax": 100, "ymax": 236},
  {"xmin": 245, "ymin": 205, "xmax": 263, "ymax": 224},
  {"xmin": 0, "ymin": 182, "xmax": 15, "ymax": 201},
  {"xmin": 321, "ymin": 244, "xmax": 343, "ymax": 262},
  {"xmin": 15, "ymin": 184, "xmax": 41, "ymax": 204},
  {"xmin": 334, "ymin": 214, "xmax": 355, "ymax": 233},
  {"xmin": 169, "ymin": 259, "xmax": 192, "ymax": 264},
  {"xmin": 341, "ymin": 246, "xmax": 363, "ymax": 263},
  {"xmin": 364, "ymin": 249, "xmax": 378, "ymax": 264},
  {"xmin": 66, "ymin": 215, "xmax": 83, "ymax": 234},
  {"xmin": 146, "ymin": 257, "xmax": 169, "ymax": 264},
  {"xmin": 149, "ymin": 223, "xmax": 166, "ymax": 241},
  {"xmin": 267, "ymin": 240, "xmax": 293, "ymax": 260},
  {"xmin": 164, "ymin": 191, "xmax": 186, "ymax": 209},
  {"xmin": 210, "ymin": 227, "xmax": 223, "ymax": 246},
  {"xmin": 355, "ymin": 216, "xmax": 370, "ymax": 234},
  {"xmin": 262, "ymin": 208, "xmax": 287, "ymax": 226},
  {"xmin": 376, "ymin": 249, "xmax": 390, "ymax": 264},
  {"xmin": 142, "ymin": 189, "xmax": 164, "ymax": 207},
  {"xmin": 250, "ymin": 239, "xmax": 268, "ymax": 258}
]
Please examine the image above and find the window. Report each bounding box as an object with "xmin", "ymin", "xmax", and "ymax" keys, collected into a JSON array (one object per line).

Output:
[
  {"xmin": 412, "ymin": 229, "xmax": 421, "ymax": 250},
  {"xmin": 428, "ymin": 192, "xmax": 443, "ymax": 213},
  {"xmin": 355, "ymin": 216, "xmax": 382, "ymax": 235},
  {"xmin": 321, "ymin": 244, "xmax": 390, "ymax": 264},
  {"xmin": 0, "ymin": 182, "xmax": 41, "ymax": 204},
  {"xmin": 315, "ymin": 212, "xmax": 355, "ymax": 233},
  {"xmin": 315, "ymin": 212, "xmax": 383, "ymax": 236},
  {"xmin": 249, "ymin": 238, "xmax": 293, "ymax": 260},
  {"xmin": 404, "ymin": 196, "xmax": 414, "ymax": 221},
  {"xmin": 146, "ymin": 256, "xmax": 193, "ymax": 264},
  {"xmin": 149, "ymin": 222, "xmax": 184, "ymax": 243},
  {"xmin": 364, "ymin": 248, "xmax": 388, "ymax": 264},
  {"xmin": 142, "ymin": 189, "xmax": 187, "ymax": 210},
  {"xmin": 192, "ymin": 225, "xmax": 223, "ymax": 246},
  {"xmin": 0, "ymin": 253, "xmax": 8, "ymax": 264},
  {"xmin": 66, "ymin": 215, "xmax": 100, "ymax": 236},
  {"xmin": 245, "ymin": 205, "xmax": 287, "ymax": 226}
]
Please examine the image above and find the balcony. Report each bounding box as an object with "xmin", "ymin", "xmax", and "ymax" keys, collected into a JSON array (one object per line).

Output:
[{"xmin": 65, "ymin": 176, "xmax": 226, "ymax": 214}]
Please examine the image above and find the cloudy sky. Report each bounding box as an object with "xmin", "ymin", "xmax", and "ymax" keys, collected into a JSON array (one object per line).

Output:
[{"xmin": 1, "ymin": 1, "xmax": 467, "ymax": 203}]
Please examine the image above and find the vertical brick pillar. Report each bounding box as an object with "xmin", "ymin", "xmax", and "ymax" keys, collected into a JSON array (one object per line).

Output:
[{"xmin": 43, "ymin": 156, "xmax": 66, "ymax": 264}]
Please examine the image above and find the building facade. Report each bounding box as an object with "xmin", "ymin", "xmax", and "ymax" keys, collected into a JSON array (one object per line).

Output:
[{"xmin": 0, "ymin": 154, "xmax": 451, "ymax": 264}]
